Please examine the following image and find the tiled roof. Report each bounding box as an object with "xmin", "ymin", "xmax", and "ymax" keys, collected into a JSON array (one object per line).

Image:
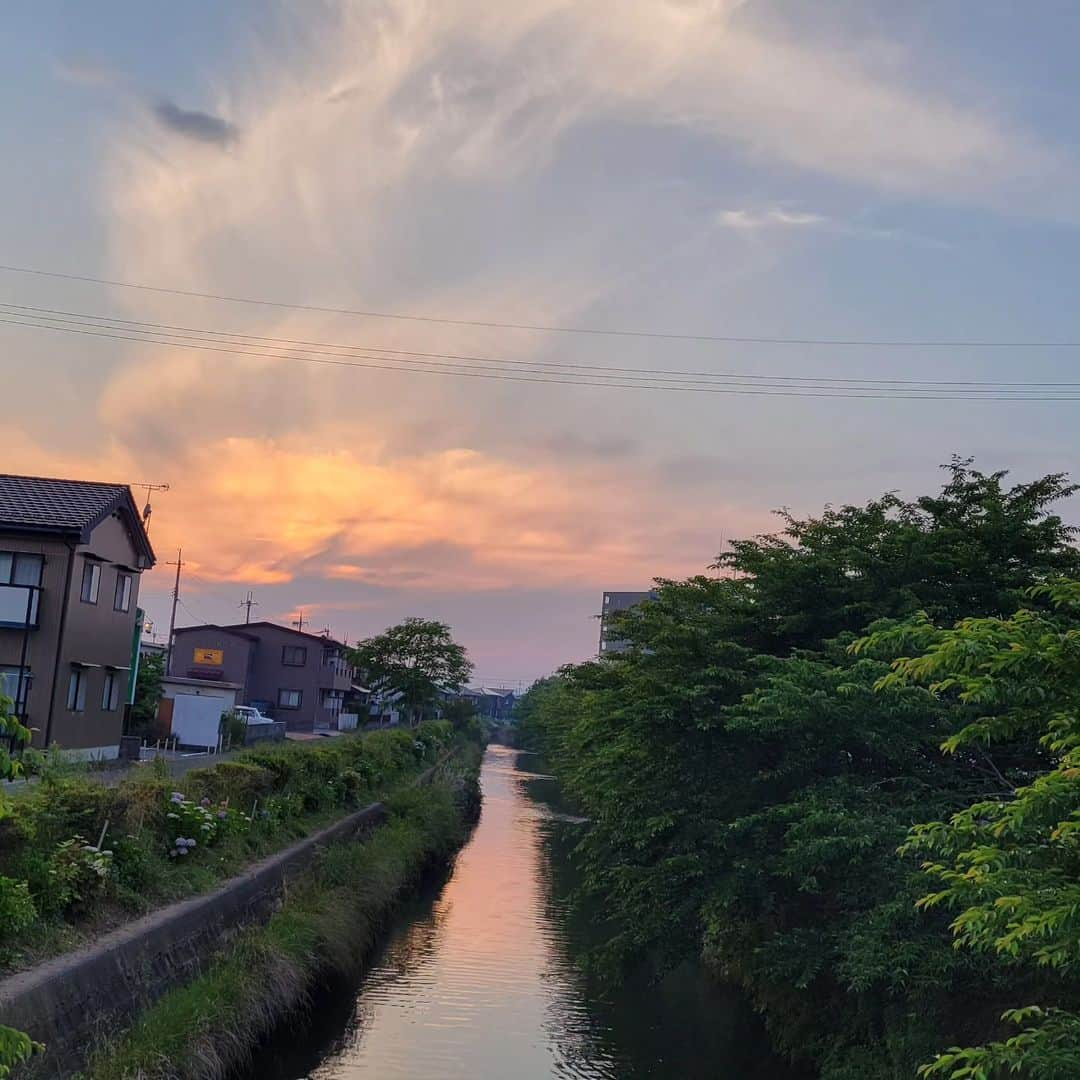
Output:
[
  {"xmin": 0, "ymin": 474, "xmax": 155, "ymax": 564},
  {"xmin": 0, "ymin": 475, "xmax": 129, "ymax": 531}
]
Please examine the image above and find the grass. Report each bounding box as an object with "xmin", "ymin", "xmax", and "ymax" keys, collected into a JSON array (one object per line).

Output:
[
  {"xmin": 0, "ymin": 723, "xmax": 464, "ymax": 974},
  {"xmin": 81, "ymin": 760, "xmax": 481, "ymax": 1080}
]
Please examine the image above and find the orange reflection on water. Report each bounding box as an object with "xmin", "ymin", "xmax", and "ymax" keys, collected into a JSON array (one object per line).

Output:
[{"xmin": 313, "ymin": 745, "xmax": 616, "ymax": 1080}]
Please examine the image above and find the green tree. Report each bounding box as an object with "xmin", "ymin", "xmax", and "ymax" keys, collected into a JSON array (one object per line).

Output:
[
  {"xmin": 518, "ymin": 460, "xmax": 1080, "ymax": 1077},
  {"xmin": 858, "ymin": 581, "xmax": 1080, "ymax": 1078},
  {"xmin": 350, "ymin": 618, "xmax": 472, "ymax": 727},
  {"xmin": 129, "ymin": 651, "xmax": 165, "ymax": 733},
  {"xmin": 0, "ymin": 692, "xmax": 32, "ymax": 781}
]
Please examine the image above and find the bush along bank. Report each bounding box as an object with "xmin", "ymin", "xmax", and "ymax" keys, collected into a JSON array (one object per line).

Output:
[
  {"xmin": 0, "ymin": 721, "xmax": 462, "ymax": 977},
  {"xmin": 82, "ymin": 752, "xmax": 482, "ymax": 1080}
]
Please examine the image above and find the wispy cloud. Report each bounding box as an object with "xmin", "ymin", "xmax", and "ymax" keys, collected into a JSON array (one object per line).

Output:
[
  {"xmin": 716, "ymin": 208, "xmax": 827, "ymax": 230},
  {"xmin": 11, "ymin": 0, "xmax": 1079, "ymax": 665},
  {"xmin": 53, "ymin": 56, "xmax": 122, "ymax": 89}
]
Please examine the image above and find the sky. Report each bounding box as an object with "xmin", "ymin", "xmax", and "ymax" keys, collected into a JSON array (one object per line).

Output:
[{"xmin": 4, "ymin": 1, "xmax": 1080, "ymax": 685}]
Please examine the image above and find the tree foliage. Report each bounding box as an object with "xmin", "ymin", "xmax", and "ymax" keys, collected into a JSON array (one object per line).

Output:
[
  {"xmin": 129, "ymin": 651, "xmax": 165, "ymax": 733},
  {"xmin": 350, "ymin": 618, "xmax": 473, "ymax": 726},
  {"xmin": 0, "ymin": 692, "xmax": 32, "ymax": 781},
  {"xmin": 858, "ymin": 580, "xmax": 1080, "ymax": 1077},
  {"xmin": 518, "ymin": 460, "xmax": 1080, "ymax": 1077}
]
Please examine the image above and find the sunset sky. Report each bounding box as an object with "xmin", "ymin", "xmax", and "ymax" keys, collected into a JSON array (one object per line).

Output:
[{"xmin": 5, "ymin": 2, "xmax": 1080, "ymax": 684}]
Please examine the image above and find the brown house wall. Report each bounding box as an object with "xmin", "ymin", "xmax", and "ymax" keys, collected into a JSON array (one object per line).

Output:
[
  {"xmin": 0, "ymin": 512, "xmax": 147, "ymax": 755},
  {"xmin": 0, "ymin": 533, "xmax": 72, "ymax": 745}
]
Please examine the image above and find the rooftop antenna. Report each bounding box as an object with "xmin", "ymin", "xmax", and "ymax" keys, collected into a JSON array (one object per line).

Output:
[
  {"xmin": 124, "ymin": 482, "xmax": 170, "ymax": 532},
  {"xmin": 239, "ymin": 591, "xmax": 258, "ymax": 624},
  {"xmin": 292, "ymin": 609, "xmax": 307, "ymax": 633}
]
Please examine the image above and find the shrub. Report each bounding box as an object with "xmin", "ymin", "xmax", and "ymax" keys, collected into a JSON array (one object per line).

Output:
[
  {"xmin": 0, "ymin": 876, "xmax": 35, "ymax": 959},
  {"xmin": 163, "ymin": 791, "xmax": 251, "ymax": 859},
  {"xmin": 0, "ymin": 1025, "xmax": 42, "ymax": 1078},
  {"xmin": 219, "ymin": 711, "xmax": 247, "ymax": 750},
  {"xmin": 46, "ymin": 837, "xmax": 114, "ymax": 915},
  {"xmin": 185, "ymin": 761, "xmax": 272, "ymax": 807}
]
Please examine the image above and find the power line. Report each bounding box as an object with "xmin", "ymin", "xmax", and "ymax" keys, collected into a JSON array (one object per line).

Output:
[
  {"xmin": 3, "ymin": 261, "xmax": 1080, "ymax": 348},
  {"xmin": 3, "ymin": 310, "xmax": 1079, "ymax": 401},
  {"xmin": 3, "ymin": 300, "xmax": 1078, "ymax": 388}
]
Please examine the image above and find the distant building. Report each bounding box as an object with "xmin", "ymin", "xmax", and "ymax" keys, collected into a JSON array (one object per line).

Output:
[
  {"xmin": 459, "ymin": 686, "xmax": 517, "ymax": 722},
  {"xmin": 599, "ymin": 590, "xmax": 658, "ymax": 655},
  {"xmin": 0, "ymin": 474, "xmax": 156, "ymax": 758},
  {"xmin": 169, "ymin": 621, "xmax": 355, "ymax": 732},
  {"xmin": 139, "ymin": 638, "xmax": 167, "ymax": 662}
]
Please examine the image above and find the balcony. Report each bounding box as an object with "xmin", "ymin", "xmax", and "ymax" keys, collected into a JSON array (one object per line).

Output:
[{"xmin": 0, "ymin": 585, "xmax": 39, "ymax": 629}]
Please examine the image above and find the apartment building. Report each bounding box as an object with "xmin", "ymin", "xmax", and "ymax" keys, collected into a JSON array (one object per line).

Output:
[
  {"xmin": 0, "ymin": 475, "xmax": 155, "ymax": 757},
  {"xmin": 170, "ymin": 621, "xmax": 355, "ymax": 732},
  {"xmin": 598, "ymin": 590, "xmax": 658, "ymax": 655}
]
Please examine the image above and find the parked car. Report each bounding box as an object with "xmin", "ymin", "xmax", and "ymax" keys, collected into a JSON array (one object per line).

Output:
[{"xmin": 234, "ymin": 705, "xmax": 273, "ymax": 725}]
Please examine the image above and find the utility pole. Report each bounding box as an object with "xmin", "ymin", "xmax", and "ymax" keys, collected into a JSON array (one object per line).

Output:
[
  {"xmin": 239, "ymin": 590, "xmax": 258, "ymax": 624},
  {"xmin": 166, "ymin": 549, "xmax": 183, "ymax": 675},
  {"xmin": 292, "ymin": 609, "xmax": 307, "ymax": 633}
]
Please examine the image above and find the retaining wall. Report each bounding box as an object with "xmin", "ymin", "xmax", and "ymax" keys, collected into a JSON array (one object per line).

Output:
[{"xmin": 0, "ymin": 801, "xmax": 387, "ymax": 1077}]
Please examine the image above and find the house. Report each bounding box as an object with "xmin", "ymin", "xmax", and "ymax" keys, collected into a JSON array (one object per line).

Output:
[
  {"xmin": 598, "ymin": 590, "xmax": 657, "ymax": 655},
  {"xmin": 138, "ymin": 638, "xmax": 168, "ymax": 663},
  {"xmin": 459, "ymin": 686, "xmax": 517, "ymax": 722},
  {"xmin": 367, "ymin": 686, "xmax": 404, "ymax": 727},
  {"xmin": 169, "ymin": 621, "xmax": 354, "ymax": 732},
  {"xmin": 0, "ymin": 474, "xmax": 155, "ymax": 758}
]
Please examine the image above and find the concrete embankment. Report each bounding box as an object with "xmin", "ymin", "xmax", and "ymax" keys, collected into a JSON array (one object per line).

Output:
[{"xmin": 0, "ymin": 800, "xmax": 386, "ymax": 1077}]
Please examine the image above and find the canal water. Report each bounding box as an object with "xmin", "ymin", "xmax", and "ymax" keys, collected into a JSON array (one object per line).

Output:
[{"xmin": 244, "ymin": 745, "xmax": 803, "ymax": 1079}]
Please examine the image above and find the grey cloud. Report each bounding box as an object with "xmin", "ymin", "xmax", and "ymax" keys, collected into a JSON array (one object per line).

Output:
[
  {"xmin": 152, "ymin": 100, "xmax": 239, "ymax": 145},
  {"xmin": 537, "ymin": 432, "xmax": 640, "ymax": 462}
]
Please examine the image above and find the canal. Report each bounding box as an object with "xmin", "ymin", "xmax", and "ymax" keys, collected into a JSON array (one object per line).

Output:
[{"xmin": 244, "ymin": 744, "xmax": 804, "ymax": 1079}]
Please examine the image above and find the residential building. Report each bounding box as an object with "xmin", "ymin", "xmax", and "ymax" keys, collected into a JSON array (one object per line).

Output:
[
  {"xmin": 138, "ymin": 638, "xmax": 168, "ymax": 663},
  {"xmin": 598, "ymin": 590, "xmax": 658, "ymax": 655},
  {"xmin": 0, "ymin": 474, "xmax": 155, "ymax": 758},
  {"xmin": 458, "ymin": 686, "xmax": 517, "ymax": 722},
  {"xmin": 169, "ymin": 621, "xmax": 355, "ymax": 732}
]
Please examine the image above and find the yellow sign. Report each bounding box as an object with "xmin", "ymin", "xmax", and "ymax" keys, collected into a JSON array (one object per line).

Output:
[{"xmin": 193, "ymin": 647, "xmax": 224, "ymax": 666}]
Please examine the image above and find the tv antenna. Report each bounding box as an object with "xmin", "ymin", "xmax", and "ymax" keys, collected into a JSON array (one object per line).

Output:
[
  {"xmin": 239, "ymin": 591, "xmax": 258, "ymax": 624},
  {"xmin": 122, "ymin": 482, "xmax": 171, "ymax": 530}
]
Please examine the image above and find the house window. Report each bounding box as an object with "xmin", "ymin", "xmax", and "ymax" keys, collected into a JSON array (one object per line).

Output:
[
  {"xmin": 67, "ymin": 667, "xmax": 87, "ymax": 712},
  {"xmin": 0, "ymin": 666, "xmax": 30, "ymax": 714},
  {"xmin": 0, "ymin": 552, "xmax": 43, "ymax": 626},
  {"xmin": 321, "ymin": 689, "xmax": 343, "ymax": 714},
  {"xmin": 277, "ymin": 688, "xmax": 302, "ymax": 709},
  {"xmin": 281, "ymin": 645, "xmax": 307, "ymax": 667},
  {"xmin": 80, "ymin": 562, "xmax": 101, "ymax": 604},
  {"xmin": 0, "ymin": 553, "xmax": 44, "ymax": 587},
  {"xmin": 102, "ymin": 670, "xmax": 120, "ymax": 712},
  {"xmin": 114, "ymin": 572, "xmax": 133, "ymax": 613}
]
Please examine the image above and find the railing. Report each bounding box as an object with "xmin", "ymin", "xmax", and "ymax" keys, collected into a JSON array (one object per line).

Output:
[
  {"xmin": 0, "ymin": 584, "xmax": 39, "ymax": 629},
  {"xmin": 321, "ymin": 655, "xmax": 352, "ymax": 678}
]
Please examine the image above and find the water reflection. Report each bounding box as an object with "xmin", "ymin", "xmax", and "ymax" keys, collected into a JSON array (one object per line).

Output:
[{"xmin": 244, "ymin": 745, "xmax": 803, "ymax": 1080}]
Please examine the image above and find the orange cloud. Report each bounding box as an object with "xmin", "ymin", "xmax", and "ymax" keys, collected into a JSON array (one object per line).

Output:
[{"xmin": 4, "ymin": 427, "xmax": 755, "ymax": 596}]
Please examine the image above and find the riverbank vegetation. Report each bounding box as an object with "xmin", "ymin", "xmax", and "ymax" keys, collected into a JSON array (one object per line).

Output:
[
  {"xmin": 84, "ymin": 756, "xmax": 481, "ymax": 1080},
  {"xmin": 0, "ymin": 721, "xmax": 459, "ymax": 974},
  {"xmin": 516, "ymin": 459, "xmax": 1080, "ymax": 1078}
]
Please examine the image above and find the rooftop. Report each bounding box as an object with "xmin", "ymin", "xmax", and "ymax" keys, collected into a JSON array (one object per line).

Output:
[
  {"xmin": 175, "ymin": 621, "xmax": 347, "ymax": 648},
  {"xmin": 0, "ymin": 474, "xmax": 155, "ymax": 565}
]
